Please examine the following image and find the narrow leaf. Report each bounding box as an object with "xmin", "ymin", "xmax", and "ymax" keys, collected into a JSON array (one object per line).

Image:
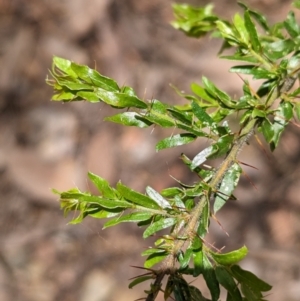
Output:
[
  {"xmin": 214, "ymin": 163, "xmax": 242, "ymax": 213},
  {"xmin": 144, "ymin": 251, "xmax": 168, "ymax": 268},
  {"xmin": 191, "ymin": 101, "xmax": 215, "ymax": 128},
  {"xmin": 143, "ymin": 218, "xmax": 177, "ymax": 238},
  {"xmin": 191, "ymin": 83, "xmax": 217, "ymax": 104},
  {"xmin": 146, "ymin": 186, "xmax": 172, "ymax": 209},
  {"xmin": 197, "ymin": 198, "xmax": 210, "ymax": 237},
  {"xmin": 70, "ymin": 62, "xmax": 119, "ymax": 91},
  {"xmin": 95, "ymin": 89, "xmax": 147, "ymax": 109},
  {"xmin": 260, "ymin": 118, "xmax": 274, "ymax": 144},
  {"xmin": 284, "ymin": 11, "xmax": 300, "ymax": 38},
  {"xmin": 193, "ymin": 249, "xmax": 203, "ymax": 277},
  {"xmin": 215, "ymin": 266, "xmax": 242, "ymax": 301},
  {"xmin": 294, "ymin": 102, "xmax": 300, "ymax": 120},
  {"xmin": 88, "ymin": 172, "xmax": 116, "ymax": 198},
  {"xmin": 179, "ymin": 245, "xmax": 194, "ymax": 269},
  {"xmin": 202, "ymin": 253, "xmax": 220, "ymax": 301},
  {"xmin": 233, "ymin": 13, "xmax": 249, "ymax": 44},
  {"xmin": 105, "ymin": 112, "xmax": 152, "ymax": 128},
  {"xmin": 230, "ymin": 265, "xmax": 272, "ymax": 292},
  {"xmin": 210, "ymin": 246, "xmax": 248, "ymax": 265},
  {"xmin": 128, "ymin": 276, "xmax": 153, "ymax": 289},
  {"xmin": 53, "ymin": 56, "xmax": 77, "ymax": 77},
  {"xmin": 117, "ymin": 182, "xmax": 162, "ymax": 210},
  {"xmin": 191, "ymin": 145, "xmax": 216, "ymax": 170},
  {"xmin": 156, "ymin": 133, "xmax": 196, "ymax": 151},
  {"xmin": 202, "ymin": 77, "xmax": 236, "ymax": 108},
  {"xmin": 103, "ymin": 212, "xmax": 153, "ymax": 229},
  {"xmin": 244, "ymin": 11, "xmax": 261, "ymax": 52}
]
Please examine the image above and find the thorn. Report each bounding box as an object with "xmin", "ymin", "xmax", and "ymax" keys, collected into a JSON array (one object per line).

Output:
[
  {"xmin": 242, "ymin": 168, "xmax": 258, "ymax": 191},
  {"xmin": 238, "ymin": 160, "xmax": 259, "ymax": 170},
  {"xmin": 130, "ymin": 265, "xmax": 156, "ymax": 272},
  {"xmin": 211, "ymin": 214, "xmax": 229, "ymax": 236},
  {"xmin": 150, "ymin": 124, "xmax": 156, "ymax": 135},
  {"xmin": 129, "ymin": 272, "xmax": 154, "ymax": 280},
  {"xmin": 254, "ymin": 134, "xmax": 271, "ymax": 161}
]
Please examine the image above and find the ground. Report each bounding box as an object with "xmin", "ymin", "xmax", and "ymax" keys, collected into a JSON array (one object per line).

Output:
[{"xmin": 0, "ymin": 1, "xmax": 299, "ymax": 301}]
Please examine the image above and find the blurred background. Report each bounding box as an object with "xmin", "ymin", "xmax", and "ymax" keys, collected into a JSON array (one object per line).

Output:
[{"xmin": 0, "ymin": 0, "xmax": 300, "ymax": 300}]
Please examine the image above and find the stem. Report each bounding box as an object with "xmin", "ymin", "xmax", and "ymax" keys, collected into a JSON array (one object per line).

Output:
[
  {"xmin": 165, "ymin": 123, "xmax": 254, "ymax": 270},
  {"xmin": 161, "ymin": 71, "xmax": 299, "ymax": 273},
  {"xmin": 145, "ymin": 271, "xmax": 166, "ymax": 301}
]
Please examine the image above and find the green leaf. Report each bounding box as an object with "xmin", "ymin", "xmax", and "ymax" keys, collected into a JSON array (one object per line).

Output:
[
  {"xmin": 156, "ymin": 133, "xmax": 197, "ymax": 151},
  {"xmin": 60, "ymin": 190, "xmax": 131, "ymax": 209},
  {"xmin": 70, "ymin": 62, "xmax": 119, "ymax": 91},
  {"xmin": 202, "ymin": 77, "xmax": 236, "ymax": 108},
  {"xmin": 210, "ymin": 246, "xmax": 248, "ymax": 265},
  {"xmin": 117, "ymin": 182, "xmax": 162, "ymax": 210},
  {"xmin": 189, "ymin": 285, "xmax": 209, "ymax": 301},
  {"xmin": 55, "ymin": 78, "xmax": 92, "ymax": 91},
  {"xmin": 121, "ymin": 85, "xmax": 136, "ymax": 96},
  {"xmin": 176, "ymin": 123, "xmax": 209, "ymax": 137},
  {"xmin": 89, "ymin": 209, "xmax": 121, "ymax": 219},
  {"xmin": 270, "ymin": 102, "xmax": 292, "ymax": 150},
  {"xmin": 238, "ymin": 2, "xmax": 269, "ymax": 31},
  {"xmin": 191, "ymin": 83, "xmax": 217, "ymax": 105},
  {"xmin": 76, "ymin": 91, "xmax": 100, "ymax": 102},
  {"xmin": 52, "ymin": 91, "xmax": 76, "ymax": 101},
  {"xmin": 173, "ymin": 275, "xmax": 193, "ymax": 301},
  {"xmin": 251, "ymin": 108, "xmax": 266, "ymax": 118},
  {"xmin": 260, "ymin": 118, "xmax": 274, "ymax": 144},
  {"xmin": 173, "ymin": 195, "xmax": 186, "ymax": 211},
  {"xmin": 144, "ymin": 111, "xmax": 176, "ymax": 128},
  {"xmin": 95, "ymin": 89, "xmax": 147, "ymax": 109},
  {"xmin": 191, "ymin": 101, "xmax": 216, "ymax": 129},
  {"xmin": 215, "ymin": 266, "xmax": 242, "ymax": 301},
  {"xmin": 214, "ymin": 163, "xmax": 242, "ymax": 213},
  {"xmin": 167, "ymin": 108, "xmax": 193, "ymax": 125},
  {"xmin": 202, "ymin": 253, "xmax": 220, "ymax": 301},
  {"xmin": 244, "ymin": 11, "xmax": 261, "ymax": 52},
  {"xmin": 179, "ymin": 245, "xmax": 194, "ymax": 269},
  {"xmin": 221, "ymin": 54, "xmax": 259, "ymax": 63},
  {"xmin": 230, "ymin": 65, "xmax": 275, "ymax": 79},
  {"xmin": 53, "ymin": 56, "xmax": 77, "ymax": 77},
  {"xmin": 88, "ymin": 172, "xmax": 116, "ymax": 198},
  {"xmin": 161, "ymin": 187, "xmax": 183, "ymax": 198},
  {"xmin": 105, "ymin": 112, "xmax": 152, "ymax": 128},
  {"xmin": 128, "ymin": 276, "xmax": 153, "ymax": 289},
  {"xmin": 171, "ymin": 3, "xmax": 217, "ymax": 38},
  {"xmin": 294, "ymin": 102, "xmax": 300, "ymax": 120},
  {"xmin": 233, "ymin": 13, "xmax": 249, "ymax": 44},
  {"xmin": 103, "ymin": 211, "xmax": 153, "ymax": 228},
  {"xmin": 191, "ymin": 145, "xmax": 216, "ymax": 170},
  {"xmin": 284, "ymin": 11, "xmax": 300, "ymax": 38},
  {"xmin": 197, "ymin": 199, "xmax": 210, "ymax": 237},
  {"xmin": 143, "ymin": 217, "xmax": 177, "ymax": 238},
  {"xmin": 230, "ymin": 265, "xmax": 272, "ymax": 292},
  {"xmin": 264, "ymin": 39, "xmax": 295, "ymax": 60},
  {"xmin": 280, "ymin": 101, "xmax": 293, "ymax": 120},
  {"xmin": 146, "ymin": 186, "xmax": 172, "ymax": 209},
  {"xmin": 141, "ymin": 248, "xmax": 167, "ymax": 256},
  {"xmin": 216, "ymin": 20, "xmax": 239, "ymax": 45},
  {"xmin": 240, "ymin": 283, "xmax": 263, "ymax": 301},
  {"xmin": 293, "ymin": 0, "xmax": 300, "ymax": 9},
  {"xmin": 209, "ymin": 134, "xmax": 234, "ymax": 159},
  {"xmin": 193, "ymin": 249, "xmax": 203, "ymax": 277},
  {"xmin": 144, "ymin": 251, "xmax": 168, "ymax": 268}
]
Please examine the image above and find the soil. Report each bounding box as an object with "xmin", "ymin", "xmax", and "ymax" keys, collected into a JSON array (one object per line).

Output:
[{"xmin": 0, "ymin": 1, "xmax": 299, "ymax": 301}]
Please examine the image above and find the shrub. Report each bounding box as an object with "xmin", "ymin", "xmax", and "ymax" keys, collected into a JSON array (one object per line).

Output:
[{"xmin": 47, "ymin": 1, "xmax": 300, "ymax": 300}]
